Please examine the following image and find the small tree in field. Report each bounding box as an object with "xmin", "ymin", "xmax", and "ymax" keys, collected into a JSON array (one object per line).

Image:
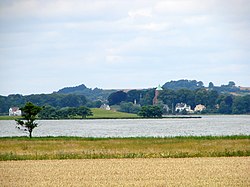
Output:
[{"xmin": 16, "ymin": 102, "xmax": 42, "ymax": 138}]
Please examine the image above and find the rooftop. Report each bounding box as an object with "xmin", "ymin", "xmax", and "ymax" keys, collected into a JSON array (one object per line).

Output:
[{"xmin": 156, "ymin": 85, "xmax": 163, "ymax": 91}]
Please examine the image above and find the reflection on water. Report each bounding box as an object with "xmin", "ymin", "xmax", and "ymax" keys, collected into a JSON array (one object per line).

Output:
[{"xmin": 0, "ymin": 115, "xmax": 250, "ymax": 137}]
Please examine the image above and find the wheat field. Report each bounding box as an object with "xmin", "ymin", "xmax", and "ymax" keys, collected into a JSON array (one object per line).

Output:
[{"xmin": 1, "ymin": 157, "xmax": 249, "ymax": 186}]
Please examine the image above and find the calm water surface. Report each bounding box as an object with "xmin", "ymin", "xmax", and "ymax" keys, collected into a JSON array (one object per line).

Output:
[{"xmin": 0, "ymin": 115, "xmax": 250, "ymax": 137}]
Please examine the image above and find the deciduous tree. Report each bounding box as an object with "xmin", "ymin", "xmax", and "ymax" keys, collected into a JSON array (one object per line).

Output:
[
  {"xmin": 108, "ymin": 91, "xmax": 127, "ymax": 105},
  {"xmin": 138, "ymin": 105, "xmax": 163, "ymax": 118},
  {"xmin": 16, "ymin": 102, "xmax": 42, "ymax": 138}
]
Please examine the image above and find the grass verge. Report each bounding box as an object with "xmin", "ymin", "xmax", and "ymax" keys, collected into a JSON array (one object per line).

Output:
[{"xmin": 0, "ymin": 136, "xmax": 249, "ymax": 160}]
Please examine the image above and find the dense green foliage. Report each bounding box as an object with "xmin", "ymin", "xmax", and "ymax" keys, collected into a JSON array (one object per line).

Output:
[
  {"xmin": 232, "ymin": 95, "xmax": 250, "ymax": 114},
  {"xmin": 57, "ymin": 84, "xmax": 88, "ymax": 94},
  {"xmin": 0, "ymin": 93, "xmax": 87, "ymax": 115},
  {"xmin": 162, "ymin": 80, "xmax": 248, "ymax": 94},
  {"xmin": 108, "ymin": 89, "xmax": 155, "ymax": 107},
  {"xmin": 119, "ymin": 102, "xmax": 141, "ymax": 114},
  {"xmin": 108, "ymin": 91, "xmax": 127, "ymax": 105},
  {"xmin": 15, "ymin": 102, "xmax": 42, "ymax": 138},
  {"xmin": 110, "ymin": 88, "xmax": 249, "ymax": 115},
  {"xmin": 163, "ymin": 80, "xmax": 204, "ymax": 90},
  {"xmin": 57, "ymin": 84, "xmax": 116, "ymax": 101},
  {"xmin": 158, "ymin": 88, "xmax": 219, "ymax": 112},
  {"xmin": 214, "ymin": 81, "xmax": 241, "ymax": 93},
  {"xmin": 39, "ymin": 106, "xmax": 93, "ymax": 119},
  {"xmin": 158, "ymin": 88, "xmax": 249, "ymax": 114},
  {"xmin": 138, "ymin": 105, "xmax": 163, "ymax": 118}
]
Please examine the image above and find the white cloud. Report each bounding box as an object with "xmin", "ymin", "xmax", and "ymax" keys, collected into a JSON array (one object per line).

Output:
[
  {"xmin": 105, "ymin": 55, "xmax": 123, "ymax": 64},
  {"xmin": 0, "ymin": 0, "xmax": 250, "ymax": 95},
  {"xmin": 137, "ymin": 22, "xmax": 170, "ymax": 31},
  {"xmin": 128, "ymin": 9, "xmax": 152, "ymax": 19},
  {"xmin": 153, "ymin": 0, "xmax": 210, "ymax": 15},
  {"xmin": 183, "ymin": 15, "xmax": 211, "ymax": 25},
  {"xmin": 0, "ymin": 0, "xmax": 128, "ymax": 25}
]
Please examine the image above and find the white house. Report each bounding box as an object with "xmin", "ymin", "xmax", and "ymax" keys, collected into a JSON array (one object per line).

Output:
[
  {"xmin": 100, "ymin": 104, "xmax": 111, "ymax": 110},
  {"xmin": 194, "ymin": 104, "xmax": 206, "ymax": 112},
  {"xmin": 175, "ymin": 103, "xmax": 193, "ymax": 113},
  {"xmin": 9, "ymin": 107, "xmax": 22, "ymax": 116}
]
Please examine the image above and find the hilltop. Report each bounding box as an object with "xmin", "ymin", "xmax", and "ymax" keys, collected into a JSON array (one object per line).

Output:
[
  {"xmin": 56, "ymin": 80, "xmax": 250, "ymax": 96},
  {"xmin": 162, "ymin": 80, "xmax": 250, "ymax": 95},
  {"xmin": 55, "ymin": 84, "xmax": 117, "ymax": 101}
]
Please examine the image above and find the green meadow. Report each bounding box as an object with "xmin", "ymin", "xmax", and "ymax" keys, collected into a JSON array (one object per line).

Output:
[
  {"xmin": 0, "ymin": 116, "xmax": 21, "ymax": 120},
  {"xmin": 0, "ymin": 136, "xmax": 249, "ymax": 160},
  {"xmin": 87, "ymin": 108, "xmax": 139, "ymax": 119}
]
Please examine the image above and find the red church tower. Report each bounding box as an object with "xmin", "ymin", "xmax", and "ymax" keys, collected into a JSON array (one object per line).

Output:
[{"xmin": 153, "ymin": 85, "xmax": 163, "ymax": 105}]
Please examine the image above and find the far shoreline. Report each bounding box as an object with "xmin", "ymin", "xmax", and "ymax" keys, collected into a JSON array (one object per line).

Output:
[{"xmin": 0, "ymin": 116, "xmax": 202, "ymax": 120}]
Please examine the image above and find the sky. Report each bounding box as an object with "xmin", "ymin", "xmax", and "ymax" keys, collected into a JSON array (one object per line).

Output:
[{"xmin": 0, "ymin": 0, "xmax": 250, "ymax": 96}]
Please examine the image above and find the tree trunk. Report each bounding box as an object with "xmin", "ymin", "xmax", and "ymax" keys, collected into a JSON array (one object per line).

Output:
[{"xmin": 29, "ymin": 130, "xmax": 32, "ymax": 138}]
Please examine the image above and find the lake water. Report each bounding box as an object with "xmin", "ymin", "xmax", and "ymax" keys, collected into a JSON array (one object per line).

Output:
[{"xmin": 0, "ymin": 115, "xmax": 250, "ymax": 137}]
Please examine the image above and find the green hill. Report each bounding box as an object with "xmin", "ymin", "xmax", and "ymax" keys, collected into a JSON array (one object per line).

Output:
[{"xmin": 56, "ymin": 84, "xmax": 116, "ymax": 101}]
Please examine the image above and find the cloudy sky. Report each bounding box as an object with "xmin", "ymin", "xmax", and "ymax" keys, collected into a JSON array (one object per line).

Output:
[{"xmin": 0, "ymin": 0, "xmax": 249, "ymax": 95}]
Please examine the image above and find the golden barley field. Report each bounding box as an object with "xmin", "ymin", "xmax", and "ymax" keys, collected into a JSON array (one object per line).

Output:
[{"xmin": 1, "ymin": 157, "xmax": 249, "ymax": 186}]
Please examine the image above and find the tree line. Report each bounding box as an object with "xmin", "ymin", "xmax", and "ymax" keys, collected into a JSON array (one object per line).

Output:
[
  {"xmin": 108, "ymin": 88, "xmax": 250, "ymax": 114},
  {"xmin": 0, "ymin": 93, "xmax": 89, "ymax": 115},
  {"xmin": 1, "ymin": 85, "xmax": 250, "ymax": 115},
  {"xmin": 162, "ymin": 80, "xmax": 249, "ymax": 94},
  {"xmin": 56, "ymin": 84, "xmax": 115, "ymax": 101},
  {"xmin": 39, "ymin": 106, "xmax": 93, "ymax": 119}
]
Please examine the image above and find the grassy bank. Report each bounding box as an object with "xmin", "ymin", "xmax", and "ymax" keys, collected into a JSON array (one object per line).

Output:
[
  {"xmin": 88, "ymin": 108, "xmax": 139, "ymax": 119},
  {"xmin": 0, "ymin": 116, "xmax": 21, "ymax": 120},
  {"xmin": 0, "ymin": 136, "xmax": 249, "ymax": 160}
]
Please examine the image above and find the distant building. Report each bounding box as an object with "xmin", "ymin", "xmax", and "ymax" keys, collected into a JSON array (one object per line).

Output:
[
  {"xmin": 163, "ymin": 104, "xmax": 170, "ymax": 113},
  {"xmin": 153, "ymin": 85, "xmax": 163, "ymax": 105},
  {"xmin": 100, "ymin": 104, "xmax": 111, "ymax": 110},
  {"xmin": 9, "ymin": 107, "xmax": 22, "ymax": 116},
  {"xmin": 194, "ymin": 104, "xmax": 206, "ymax": 112},
  {"xmin": 215, "ymin": 104, "xmax": 220, "ymax": 109},
  {"xmin": 175, "ymin": 103, "xmax": 193, "ymax": 113}
]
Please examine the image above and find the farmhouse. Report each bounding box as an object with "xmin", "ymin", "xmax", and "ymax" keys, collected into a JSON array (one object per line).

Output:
[
  {"xmin": 194, "ymin": 104, "xmax": 206, "ymax": 112},
  {"xmin": 175, "ymin": 103, "xmax": 193, "ymax": 113},
  {"xmin": 9, "ymin": 107, "xmax": 22, "ymax": 116},
  {"xmin": 100, "ymin": 104, "xmax": 111, "ymax": 110}
]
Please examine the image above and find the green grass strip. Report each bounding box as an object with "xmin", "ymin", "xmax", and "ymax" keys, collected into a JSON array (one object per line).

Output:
[{"xmin": 0, "ymin": 136, "xmax": 249, "ymax": 161}]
